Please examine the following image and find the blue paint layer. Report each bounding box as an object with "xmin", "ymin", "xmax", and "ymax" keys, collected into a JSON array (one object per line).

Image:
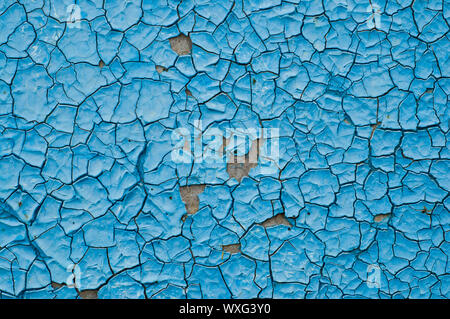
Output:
[{"xmin": 0, "ymin": 0, "xmax": 449, "ymax": 299}]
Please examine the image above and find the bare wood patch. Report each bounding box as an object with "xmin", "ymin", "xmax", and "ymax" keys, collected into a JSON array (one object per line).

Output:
[
  {"xmin": 185, "ymin": 88, "xmax": 193, "ymax": 97},
  {"xmin": 51, "ymin": 282, "xmax": 64, "ymax": 289},
  {"xmin": 370, "ymin": 121, "xmax": 381, "ymax": 140},
  {"xmin": 79, "ymin": 289, "xmax": 98, "ymax": 299},
  {"xmin": 226, "ymin": 137, "xmax": 260, "ymax": 183},
  {"xmin": 155, "ymin": 65, "xmax": 168, "ymax": 74},
  {"xmin": 169, "ymin": 34, "xmax": 192, "ymax": 55},
  {"xmin": 261, "ymin": 213, "xmax": 292, "ymax": 228},
  {"xmin": 374, "ymin": 213, "xmax": 391, "ymax": 222},
  {"xmin": 222, "ymin": 243, "xmax": 241, "ymax": 254},
  {"xmin": 179, "ymin": 184, "xmax": 206, "ymax": 215}
]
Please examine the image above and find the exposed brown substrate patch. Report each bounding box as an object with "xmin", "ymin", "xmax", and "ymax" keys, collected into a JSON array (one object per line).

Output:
[
  {"xmin": 261, "ymin": 213, "xmax": 292, "ymax": 228},
  {"xmin": 79, "ymin": 289, "xmax": 98, "ymax": 299},
  {"xmin": 226, "ymin": 137, "xmax": 260, "ymax": 183},
  {"xmin": 179, "ymin": 185, "xmax": 206, "ymax": 215},
  {"xmin": 155, "ymin": 65, "xmax": 168, "ymax": 73},
  {"xmin": 185, "ymin": 88, "xmax": 193, "ymax": 97},
  {"xmin": 169, "ymin": 34, "xmax": 192, "ymax": 55},
  {"xmin": 370, "ymin": 121, "xmax": 381, "ymax": 140},
  {"xmin": 222, "ymin": 243, "xmax": 241, "ymax": 254},
  {"xmin": 51, "ymin": 282, "xmax": 64, "ymax": 289},
  {"xmin": 374, "ymin": 213, "xmax": 391, "ymax": 222}
]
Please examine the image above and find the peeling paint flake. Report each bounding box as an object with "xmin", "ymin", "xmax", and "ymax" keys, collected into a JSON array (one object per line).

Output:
[{"xmin": 0, "ymin": 0, "xmax": 448, "ymax": 300}]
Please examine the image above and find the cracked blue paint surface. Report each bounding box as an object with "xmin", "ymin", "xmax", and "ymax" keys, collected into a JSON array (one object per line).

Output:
[{"xmin": 0, "ymin": 0, "xmax": 449, "ymax": 299}]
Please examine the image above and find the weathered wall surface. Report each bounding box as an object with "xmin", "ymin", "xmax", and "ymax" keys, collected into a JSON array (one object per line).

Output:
[{"xmin": 0, "ymin": 0, "xmax": 449, "ymax": 298}]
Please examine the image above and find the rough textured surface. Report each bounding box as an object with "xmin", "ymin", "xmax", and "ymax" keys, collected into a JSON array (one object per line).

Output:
[
  {"xmin": 0, "ymin": 0, "xmax": 449, "ymax": 299},
  {"xmin": 169, "ymin": 34, "xmax": 193, "ymax": 56},
  {"xmin": 180, "ymin": 184, "xmax": 206, "ymax": 215}
]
